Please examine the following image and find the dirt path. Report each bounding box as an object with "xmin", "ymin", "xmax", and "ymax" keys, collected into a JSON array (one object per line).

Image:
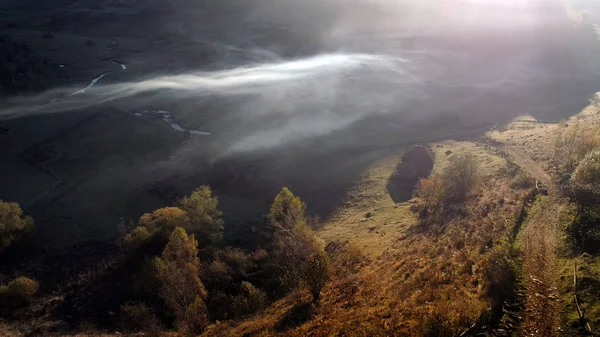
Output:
[
  {"xmin": 518, "ymin": 198, "xmax": 561, "ymax": 337},
  {"xmin": 503, "ymin": 143, "xmax": 556, "ymax": 194},
  {"xmin": 501, "ymin": 145, "xmax": 561, "ymax": 336}
]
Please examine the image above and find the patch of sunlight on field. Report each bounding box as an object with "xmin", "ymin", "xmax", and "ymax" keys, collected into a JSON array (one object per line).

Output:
[
  {"xmin": 430, "ymin": 140, "xmax": 506, "ymax": 179},
  {"xmin": 318, "ymin": 139, "xmax": 509, "ymax": 256},
  {"xmin": 318, "ymin": 151, "xmax": 417, "ymax": 256}
]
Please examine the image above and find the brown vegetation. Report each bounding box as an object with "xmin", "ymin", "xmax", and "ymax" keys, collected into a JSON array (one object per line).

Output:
[
  {"xmin": 156, "ymin": 227, "xmax": 208, "ymax": 334},
  {"xmin": 204, "ymin": 142, "xmax": 530, "ymax": 336},
  {"xmin": 414, "ymin": 152, "xmax": 479, "ymax": 219},
  {"xmin": 0, "ymin": 276, "xmax": 39, "ymax": 311},
  {"xmin": 0, "ymin": 201, "xmax": 34, "ymax": 252}
]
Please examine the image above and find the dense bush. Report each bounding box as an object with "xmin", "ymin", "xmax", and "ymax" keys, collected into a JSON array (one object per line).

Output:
[
  {"xmin": 232, "ymin": 281, "xmax": 267, "ymax": 316},
  {"xmin": 561, "ymin": 149, "xmax": 600, "ymax": 253},
  {"xmin": 132, "ymin": 257, "xmax": 163, "ymax": 297},
  {"xmin": 0, "ymin": 201, "xmax": 34, "ymax": 252},
  {"xmin": 125, "ymin": 186, "xmax": 223, "ymax": 252},
  {"xmin": 0, "ymin": 277, "xmax": 39, "ymax": 309},
  {"xmin": 414, "ymin": 154, "xmax": 479, "ymax": 217},
  {"xmin": 483, "ymin": 246, "xmax": 518, "ymax": 303},
  {"xmin": 572, "ymin": 149, "xmax": 600, "ymax": 186},
  {"xmin": 415, "ymin": 175, "xmax": 445, "ymax": 216},
  {"xmin": 301, "ymin": 250, "xmax": 331, "ymax": 302},
  {"xmin": 510, "ymin": 170, "xmax": 535, "ymax": 189},
  {"xmin": 124, "ymin": 226, "xmax": 152, "ymax": 247},
  {"xmin": 555, "ymin": 123, "xmax": 600, "ymax": 172},
  {"xmin": 441, "ymin": 153, "xmax": 479, "ymax": 204},
  {"xmin": 124, "ymin": 186, "xmax": 328, "ymax": 332},
  {"xmin": 119, "ymin": 301, "xmax": 162, "ymax": 334}
]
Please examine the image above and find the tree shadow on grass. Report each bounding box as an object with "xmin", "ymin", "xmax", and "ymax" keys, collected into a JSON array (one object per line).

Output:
[
  {"xmin": 275, "ymin": 302, "xmax": 314, "ymax": 332},
  {"xmin": 386, "ymin": 145, "xmax": 434, "ymax": 203}
]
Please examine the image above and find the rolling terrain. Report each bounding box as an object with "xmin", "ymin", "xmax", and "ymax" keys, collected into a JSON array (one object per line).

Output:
[{"xmin": 1, "ymin": 0, "xmax": 600, "ymax": 335}]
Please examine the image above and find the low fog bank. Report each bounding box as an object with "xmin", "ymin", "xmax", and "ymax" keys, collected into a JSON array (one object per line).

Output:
[{"xmin": 2, "ymin": 0, "xmax": 600, "ymax": 157}]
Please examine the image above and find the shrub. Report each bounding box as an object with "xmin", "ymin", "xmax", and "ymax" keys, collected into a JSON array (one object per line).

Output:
[
  {"xmin": 301, "ymin": 250, "xmax": 331, "ymax": 302},
  {"xmin": 202, "ymin": 247, "xmax": 268, "ymax": 319},
  {"xmin": 132, "ymin": 257, "xmax": 163, "ymax": 296},
  {"xmin": 441, "ymin": 153, "xmax": 479, "ymax": 204},
  {"xmin": 330, "ymin": 241, "xmax": 365, "ymax": 274},
  {"xmin": 216, "ymin": 247, "xmax": 256, "ymax": 282},
  {"xmin": 0, "ymin": 277, "xmax": 39, "ymax": 308},
  {"xmin": 565, "ymin": 150, "xmax": 600, "ymax": 224},
  {"xmin": 483, "ymin": 246, "xmax": 517, "ymax": 303},
  {"xmin": 182, "ymin": 297, "xmax": 208, "ymax": 334},
  {"xmin": 415, "ymin": 175, "xmax": 445, "ymax": 215},
  {"xmin": 124, "ymin": 226, "xmax": 151, "ymax": 246},
  {"xmin": 233, "ymin": 281, "xmax": 267, "ymax": 316},
  {"xmin": 0, "ymin": 201, "xmax": 34, "ymax": 251},
  {"xmin": 510, "ymin": 171, "xmax": 534, "ymax": 189},
  {"xmin": 572, "ymin": 149, "xmax": 600, "ymax": 186},
  {"xmin": 119, "ymin": 301, "xmax": 162, "ymax": 334},
  {"xmin": 565, "ymin": 212, "xmax": 600, "ymax": 254},
  {"xmin": 555, "ymin": 122, "xmax": 600, "ymax": 172}
]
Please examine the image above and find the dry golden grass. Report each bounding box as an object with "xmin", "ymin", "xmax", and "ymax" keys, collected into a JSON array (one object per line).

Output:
[
  {"xmin": 205, "ymin": 140, "xmax": 532, "ymax": 336},
  {"xmin": 487, "ymin": 99, "xmax": 600, "ymax": 175},
  {"xmin": 430, "ymin": 140, "xmax": 506, "ymax": 179},
  {"xmin": 317, "ymin": 152, "xmax": 416, "ymax": 256},
  {"xmin": 484, "ymin": 92, "xmax": 600, "ymax": 335}
]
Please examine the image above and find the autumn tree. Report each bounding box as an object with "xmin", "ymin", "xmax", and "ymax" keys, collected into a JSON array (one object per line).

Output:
[
  {"xmin": 139, "ymin": 207, "xmax": 190, "ymax": 232},
  {"xmin": 268, "ymin": 187, "xmax": 305, "ymax": 229},
  {"xmin": 415, "ymin": 175, "xmax": 445, "ymax": 216},
  {"xmin": 268, "ymin": 188, "xmax": 331, "ymax": 301},
  {"xmin": 155, "ymin": 227, "xmax": 208, "ymax": 334},
  {"xmin": 301, "ymin": 250, "xmax": 331, "ymax": 302},
  {"xmin": 125, "ymin": 185, "xmax": 223, "ymax": 250},
  {"xmin": 124, "ymin": 207, "xmax": 189, "ymax": 247},
  {"xmin": 441, "ymin": 153, "xmax": 479, "ymax": 204},
  {"xmin": 178, "ymin": 185, "xmax": 224, "ymax": 248},
  {"xmin": 0, "ymin": 201, "xmax": 34, "ymax": 252}
]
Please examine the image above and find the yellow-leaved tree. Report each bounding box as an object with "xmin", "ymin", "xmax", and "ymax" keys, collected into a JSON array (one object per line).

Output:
[
  {"xmin": 155, "ymin": 227, "xmax": 208, "ymax": 334},
  {"xmin": 0, "ymin": 201, "xmax": 34, "ymax": 252},
  {"xmin": 178, "ymin": 185, "xmax": 224, "ymax": 248},
  {"xmin": 268, "ymin": 187, "xmax": 331, "ymax": 302}
]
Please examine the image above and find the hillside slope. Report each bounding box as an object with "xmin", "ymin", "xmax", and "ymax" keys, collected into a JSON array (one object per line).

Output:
[{"xmin": 0, "ymin": 35, "xmax": 65, "ymax": 95}]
